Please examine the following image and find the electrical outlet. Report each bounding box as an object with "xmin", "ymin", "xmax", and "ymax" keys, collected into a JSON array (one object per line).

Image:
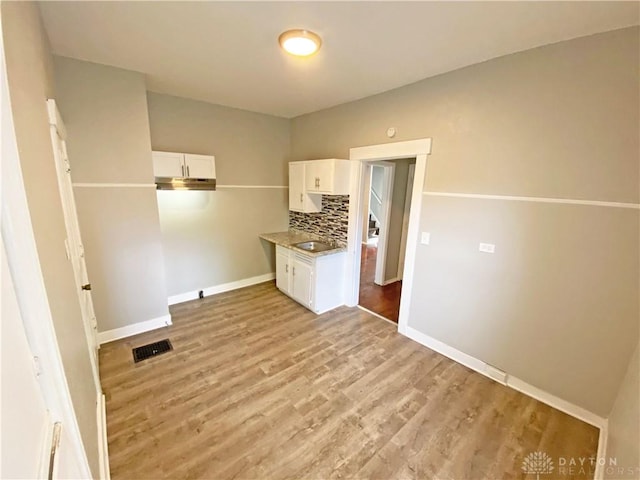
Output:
[
  {"xmin": 479, "ymin": 243, "xmax": 495, "ymax": 253},
  {"xmin": 420, "ymin": 232, "xmax": 430, "ymax": 245}
]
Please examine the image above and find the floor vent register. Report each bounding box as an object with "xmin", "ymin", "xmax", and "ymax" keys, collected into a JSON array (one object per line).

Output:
[{"xmin": 132, "ymin": 339, "xmax": 173, "ymax": 363}]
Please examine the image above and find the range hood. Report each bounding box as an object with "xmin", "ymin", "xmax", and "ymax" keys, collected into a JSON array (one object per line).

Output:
[
  {"xmin": 153, "ymin": 151, "xmax": 217, "ymax": 191},
  {"xmin": 155, "ymin": 177, "xmax": 216, "ymax": 191}
]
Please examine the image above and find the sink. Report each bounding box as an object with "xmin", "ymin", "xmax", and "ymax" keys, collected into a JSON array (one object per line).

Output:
[{"xmin": 294, "ymin": 241, "xmax": 335, "ymax": 253}]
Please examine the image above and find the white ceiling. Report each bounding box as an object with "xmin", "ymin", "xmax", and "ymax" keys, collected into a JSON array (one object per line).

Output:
[{"xmin": 39, "ymin": 1, "xmax": 639, "ymax": 118}]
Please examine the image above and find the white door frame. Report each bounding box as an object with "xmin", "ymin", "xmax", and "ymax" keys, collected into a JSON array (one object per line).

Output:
[
  {"xmin": 397, "ymin": 163, "xmax": 416, "ymax": 281},
  {"xmin": 371, "ymin": 161, "xmax": 395, "ymax": 285},
  {"xmin": 1, "ymin": 33, "xmax": 93, "ymax": 478},
  {"xmin": 346, "ymin": 139, "xmax": 432, "ymax": 334}
]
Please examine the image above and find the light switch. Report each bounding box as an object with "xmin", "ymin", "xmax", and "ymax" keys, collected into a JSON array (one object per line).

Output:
[
  {"xmin": 421, "ymin": 232, "xmax": 430, "ymax": 245},
  {"xmin": 479, "ymin": 243, "xmax": 495, "ymax": 253}
]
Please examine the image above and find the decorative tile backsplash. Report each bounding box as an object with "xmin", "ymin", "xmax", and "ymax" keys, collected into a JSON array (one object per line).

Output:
[{"xmin": 289, "ymin": 195, "xmax": 349, "ymax": 246}]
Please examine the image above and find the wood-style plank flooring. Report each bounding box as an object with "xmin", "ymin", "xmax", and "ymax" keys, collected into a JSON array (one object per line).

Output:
[
  {"xmin": 359, "ymin": 243, "xmax": 402, "ymax": 322},
  {"xmin": 100, "ymin": 281, "xmax": 598, "ymax": 479}
]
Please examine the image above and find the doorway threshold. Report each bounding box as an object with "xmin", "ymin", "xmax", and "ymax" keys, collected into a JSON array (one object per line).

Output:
[{"xmin": 357, "ymin": 305, "xmax": 397, "ymax": 326}]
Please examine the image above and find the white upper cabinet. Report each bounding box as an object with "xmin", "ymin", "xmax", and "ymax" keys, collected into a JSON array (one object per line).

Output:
[
  {"xmin": 152, "ymin": 151, "xmax": 215, "ymax": 179},
  {"xmin": 152, "ymin": 151, "xmax": 185, "ymax": 178},
  {"xmin": 184, "ymin": 154, "xmax": 215, "ymax": 179},
  {"xmin": 289, "ymin": 163, "xmax": 321, "ymax": 213},
  {"xmin": 304, "ymin": 159, "xmax": 351, "ymax": 195}
]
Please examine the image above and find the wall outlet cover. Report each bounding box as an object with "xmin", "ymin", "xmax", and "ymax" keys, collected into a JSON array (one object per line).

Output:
[{"xmin": 479, "ymin": 243, "xmax": 495, "ymax": 253}]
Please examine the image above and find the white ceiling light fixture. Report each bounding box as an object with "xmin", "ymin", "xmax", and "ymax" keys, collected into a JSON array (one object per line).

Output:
[{"xmin": 279, "ymin": 29, "xmax": 322, "ymax": 57}]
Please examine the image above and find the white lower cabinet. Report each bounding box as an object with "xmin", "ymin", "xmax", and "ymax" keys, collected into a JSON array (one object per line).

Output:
[
  {"xmin": 291, "ymin": 255, "xmax": 313, "ymax": 308},
  {"xmin": 275, "ymin": 248, "xmax": 291, "ymax": 293},
  {"xmin": 275, "ymin": 245, "xmax": 345, "ymax": 314}
]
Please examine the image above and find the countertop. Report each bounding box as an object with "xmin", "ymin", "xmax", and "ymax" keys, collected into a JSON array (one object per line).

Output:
[{"xmin": 259, "ymin": 230, "xmax": 347, "ymax": 257}]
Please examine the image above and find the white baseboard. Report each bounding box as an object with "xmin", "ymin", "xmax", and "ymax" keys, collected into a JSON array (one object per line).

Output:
[
  {"xmin": 97, "ymin": 393, "xmax": 110, "ymax": 480},
  {"xmin": 404, "ymin": 326, "xmax": 606, "ymax": 430},
  {"xmin": 507, "ymin": 376, "xmax": 605, "ymax": 429},
  {"xmin": 167, "ymin": 273, "xmax": 276, "ymax": 306},
  {"xmin": 97, "ymin": 314, "xmax": 172, "ymax": 345}
]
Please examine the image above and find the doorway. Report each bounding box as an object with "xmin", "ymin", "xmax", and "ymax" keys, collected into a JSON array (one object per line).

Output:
[
  {"xmin": 358, "ymin": 158, "xmax": 416, "ymax": 322},
  {"xmin": 346, "ymin": 139, "xmax": 432, "ymax": 334}
]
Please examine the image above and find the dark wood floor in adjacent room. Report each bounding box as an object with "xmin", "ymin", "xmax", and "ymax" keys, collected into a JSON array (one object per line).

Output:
[
  {"xmin": 100, "ymin": 281, "xmax": 599, "ymax": 480},
  {"xmin": 359, "ymin": 242, "xmax": 402, "ymax": 322}
]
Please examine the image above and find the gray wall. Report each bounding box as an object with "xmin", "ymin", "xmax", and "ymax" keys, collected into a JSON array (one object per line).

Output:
[
  {"xmin": 146, "ymin": 92, "xmax": 289, "ymax": 297},
  {"xmin": 291, "ymin": 27, "xmax": 640, "ymax": 416},
  {"xmin": 1, "ymin": 2, "xmax": 99, "ymax": 475},
  {"xmin": 605, "ymin": 341, "xmax": 639, "ymax": 478},
  {"xmin": 369, "ymin": 165, "xmax": 384, "ymax": 223},
  {"xmin": 53, "ymin": 56, "xmax": 170, "ymax": 333},
  {"xmin": 385, "ymin": 158, "xmax": 414, "ymax": 281}
]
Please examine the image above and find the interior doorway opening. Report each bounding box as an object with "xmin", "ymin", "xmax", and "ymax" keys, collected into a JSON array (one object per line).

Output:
[
  {"xmin": 358, "ymin": 158, "xmax": 416, "ymax": 322},
  {"xmin": 346, "ymin": 139, "xmax": 432, "ymax": 334}
]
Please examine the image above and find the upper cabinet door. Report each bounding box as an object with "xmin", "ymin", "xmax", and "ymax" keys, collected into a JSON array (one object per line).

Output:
[
  {"xmin": 314, "ymin": 161, "xmax": 335, "ymax": 194},
  {"xmin": 184, "ymin": 154, "xmax": 215, "ymax": 179},
  {"xmin": 304, "ymin": 159, "xmax": 351, "ymax": 194},
  {"xmin": 290, "ymin": 163, "xmax": 322, "ymax": 213},
  {"xmin": 152, "ymin": 151, "xmax": 185, "ymax": 178},
  {"xmin": 305, "ymin": 161, "xmax": 322, "ymax": 192},
  {"xmin": 289, "ymin": 163, "xmax": 305, "ymax": 211}
]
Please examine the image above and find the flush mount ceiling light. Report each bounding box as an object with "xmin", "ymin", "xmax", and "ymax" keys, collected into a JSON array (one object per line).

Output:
[{"xmin": 279, "ymin": 29, "xmax": 322, "ymax": 57}]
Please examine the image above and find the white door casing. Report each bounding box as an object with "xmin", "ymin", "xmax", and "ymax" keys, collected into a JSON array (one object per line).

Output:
[
  {"xmin": 47, "ymin": 99, "xmax": 101, "ymax": 394},
  {"xmin": 397, "ymin": 163, "xmax": 416, "ymax": 281},
  {"xmin": 2, "ymin": 240, "xmax": 55, "ymax": 480},
  {"xmin": 1, "ymin": 242, "xmax": 84, "ymax": 479},
  {"xmin": 347, "ymin": 139, "xmax": 432, "ymax": 334},
  {"xmin": 1, "ymin": 26, "xmax": 93, "ymax": 476}
]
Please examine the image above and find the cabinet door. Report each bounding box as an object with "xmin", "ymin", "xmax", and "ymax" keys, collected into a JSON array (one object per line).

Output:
[
  {"xmin": 184, "ymin": 154, "xmax": 215, "ymax": 179},
  {"xmin": 153, "ymin": 151, "xmax": 185, "ymax": 178},
  {"xmin": 305, "ymin": 160, "xmax": 336, "ymax": 193},
  {"xmin": 292, "ymin": 257, "xmax": 313, "ymax": 308},
  {"xmin": 289, "ymin": 163, "xmax": 305, "ymax": 211},
  {"xmin": 275, "ymin": 250, "xmax": 290, "ymax": 294},
  {"xmin": 305, "ymin": 162, "xmax": 320, "ymax": 192},
  {"xmin": 315, "ymin": 160, "xmax": 335, "ymax": 194},
  {"xmin": 290, "ymin": 163, "xmax": 321, "ymax": 213}
]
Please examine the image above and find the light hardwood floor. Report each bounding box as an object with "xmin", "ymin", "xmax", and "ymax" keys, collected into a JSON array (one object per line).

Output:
[{"xmin": 100, "ymin": 281, "xmax": 599, "ymax": 479}]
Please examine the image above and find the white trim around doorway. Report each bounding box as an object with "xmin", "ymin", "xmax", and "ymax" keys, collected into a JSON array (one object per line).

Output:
[{"xmin": 347, "ymin": 138, "xmax": 432, "ymax": 334}]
